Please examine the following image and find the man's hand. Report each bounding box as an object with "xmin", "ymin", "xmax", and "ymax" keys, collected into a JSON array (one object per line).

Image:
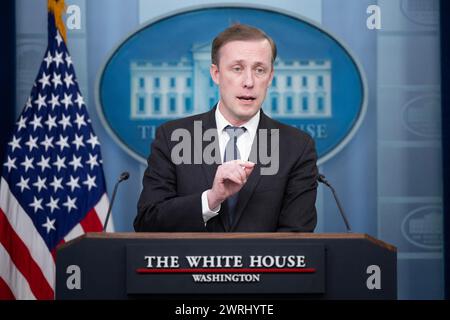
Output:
[{"xmin": 207, "ymin": 160, "xmax": 255, "ymax": 209}]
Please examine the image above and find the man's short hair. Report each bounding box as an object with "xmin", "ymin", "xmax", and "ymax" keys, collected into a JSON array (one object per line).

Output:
[{"xmin": 211, "ymin": 23, "xmax": 277, "ymax": 66}]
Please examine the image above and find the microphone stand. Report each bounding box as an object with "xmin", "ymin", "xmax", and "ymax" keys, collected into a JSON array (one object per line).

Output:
[
  {"xmin": 318, "ymin": 174, "xmax": 352, "ymax": 233},
  {"xmin": 103, "ymin": 172, "xmax": 130, "ymax": 232}
]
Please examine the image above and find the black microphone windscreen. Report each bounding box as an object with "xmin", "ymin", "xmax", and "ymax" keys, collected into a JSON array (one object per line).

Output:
[{"xmin": 119, "ymin": 171, "xmax": 130, "ymax": 181}]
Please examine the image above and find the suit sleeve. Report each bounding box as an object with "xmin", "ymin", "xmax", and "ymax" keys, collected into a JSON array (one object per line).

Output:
[
  {"xmin": 277, "ymin": 134, "xmax": 318, "ymax": 232},
  {"xmin": 134, "ymin": 125, "xmax": 207, "ymax": 232}
]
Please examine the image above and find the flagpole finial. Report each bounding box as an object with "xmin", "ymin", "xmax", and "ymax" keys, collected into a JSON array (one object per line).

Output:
[{"xmin": 48, "ymin": 0, "xmax": 67, "ymax": 43}]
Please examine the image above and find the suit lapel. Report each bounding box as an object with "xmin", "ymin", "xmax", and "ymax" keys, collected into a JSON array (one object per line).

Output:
[
  {"xmin": 231, "ymin": 149, "xmax": 262, "ymax": 231},
  {"xmin": 198, "ymin": 107, "xmax": 228, "ymax": 230},
  {"xmin": 230, "ymin": 111, "xmax": 277, "ymax": 231},
  {"xmin": 198, "ymin": 107, "xmax": 219, "ymax": 186}
]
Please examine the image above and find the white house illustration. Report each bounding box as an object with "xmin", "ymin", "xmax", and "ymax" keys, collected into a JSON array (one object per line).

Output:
[
  {"xmin": 130, "ymin": 43, "xmax": 332, "ymax": 119},
  {"xmin": 409, "ymin": 212, "xmax": 442, "ymax": 235}
]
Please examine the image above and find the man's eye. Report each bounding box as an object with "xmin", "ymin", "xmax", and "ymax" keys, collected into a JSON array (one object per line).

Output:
[
  {"xmin": 232, "ymin": 66, "xmax": 242, "ymax": 72},
  {"xmin": 255, "ymin": 68, "xmax": 266, "ymax": 75}
]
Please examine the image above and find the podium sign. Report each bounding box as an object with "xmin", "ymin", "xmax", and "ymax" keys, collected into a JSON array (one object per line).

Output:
[
  {"xmin": 126, "ymin": 242, "xmax": 325, "ymax": 294},
  {"xmin": 56, "ymin": 233, "xmax": 397, "ymax": 299}
]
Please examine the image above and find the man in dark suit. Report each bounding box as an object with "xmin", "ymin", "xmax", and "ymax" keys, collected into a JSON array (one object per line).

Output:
[{"xmin": 135, "ymin": 24, "xmax": 318, "ymax": 232}]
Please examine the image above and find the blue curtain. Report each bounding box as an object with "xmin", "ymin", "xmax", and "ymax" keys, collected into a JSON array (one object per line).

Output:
[
  {"xmin": 440, "ymin": 0, "xmax": 450, "ymax": 300},
  {"xmin": 0, "ymin": 1, "xmax": 15, "ymax": 164}
]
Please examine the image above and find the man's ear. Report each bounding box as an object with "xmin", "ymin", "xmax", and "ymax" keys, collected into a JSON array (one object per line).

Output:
[{"xmin": 210, "ymin": 64, "xmax": 220, "ymax": 85}]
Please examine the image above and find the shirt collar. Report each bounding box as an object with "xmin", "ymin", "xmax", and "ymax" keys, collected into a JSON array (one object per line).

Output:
[{"xmin": 215, "ymin": 101, "xmax": 260, "ymax": 139}]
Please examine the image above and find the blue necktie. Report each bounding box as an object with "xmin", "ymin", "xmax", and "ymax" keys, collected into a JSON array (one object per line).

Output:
[{"xmin": 223, "ymin": 125, "xmax": 246, "ymax": 226}]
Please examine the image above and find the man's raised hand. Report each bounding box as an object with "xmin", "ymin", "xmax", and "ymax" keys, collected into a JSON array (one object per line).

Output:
[{"xmin": 207, "ymin": 160, "xmax": 255, "ymax": 209}]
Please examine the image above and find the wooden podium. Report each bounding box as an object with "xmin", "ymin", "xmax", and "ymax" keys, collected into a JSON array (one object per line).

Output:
[{"xmin": 55, "ymin": 233, "xmax": 397, "ymax": 299}]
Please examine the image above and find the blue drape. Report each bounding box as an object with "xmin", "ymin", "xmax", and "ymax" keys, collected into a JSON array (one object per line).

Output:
[
  {"xmin": 439, "ymin": 0, "xmax": 449, "ymax": 300},
  {"xmin": 0, "ymin": 1, "xmax": 16, "ymax": 164}
]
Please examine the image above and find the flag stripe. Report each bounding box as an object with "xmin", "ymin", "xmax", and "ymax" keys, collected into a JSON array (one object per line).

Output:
[
  {"xmin": 0, "ymin": 276, "xmax": 16, "ymax": 300},
  {"xmin": 94, "ymin": 193, "xmax": 112, "ymax": 231},
  {"xmin": 0, "ymin": 243, "xmax": 35, "ymax": 300},
  {"xmin": 80, "ymin": 208, "xmax": 103, "ymax": 232},
  {"xmin": 0, "ymin": 178, "xmax": 55, "ymax": 289},
  {"xmin": 0, "ymin": 209, "xmax": 53, "ymax": 300},
  {"xmin": 64, "ymin": 222, "xmax": 84, "ymax": 243}
]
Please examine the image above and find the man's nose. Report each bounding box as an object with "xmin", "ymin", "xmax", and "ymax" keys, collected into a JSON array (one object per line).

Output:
[{"xmin": 242, "ymin": 69, "xmax": 254, "ymax": 88}]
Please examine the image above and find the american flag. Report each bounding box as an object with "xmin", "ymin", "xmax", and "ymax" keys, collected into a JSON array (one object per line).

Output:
[{"xmin": 0, "ymin": 3, "xmax": 112, "ymax": 300}]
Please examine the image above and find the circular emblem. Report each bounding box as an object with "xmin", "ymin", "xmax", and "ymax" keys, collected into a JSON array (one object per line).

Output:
[
  {"xmin": 400, "ymin": 0, "xmax": 439, "ymax": 26},
  {"xmin": 402, "ymin": 94, "xmax": 441, "ymax": 138},
  {"xmin": 401, "ymin": 205, "xmax": 442, "ymax": 250},
  {"xmin": 97, "ymin": 6, "xmax": 366, "ymax": 165}
]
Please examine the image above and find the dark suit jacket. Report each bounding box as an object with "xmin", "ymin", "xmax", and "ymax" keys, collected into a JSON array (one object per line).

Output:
[{"xmin": 135, "ymin": 107, "xmax": 318, "ymax": 232}]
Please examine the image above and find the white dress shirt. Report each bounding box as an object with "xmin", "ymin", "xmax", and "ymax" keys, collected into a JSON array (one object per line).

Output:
[{"xmin": 201, "ymin": 102, "xmax": 260, "ymax": 224}]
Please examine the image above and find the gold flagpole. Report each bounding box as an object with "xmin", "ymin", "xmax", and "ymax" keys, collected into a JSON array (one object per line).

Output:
[{"xmin": 48, "ymin": 0, "xmax": 67, "ymax": 43}]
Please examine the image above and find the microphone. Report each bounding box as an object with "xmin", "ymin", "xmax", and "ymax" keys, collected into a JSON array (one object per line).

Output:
[
  {"xmin": 103, "ymin": 171, "xmax": 130, "ymax": 232},
  {"xmin": 317, "ymin": 173, "xmax": 352, "ymax": 232}
]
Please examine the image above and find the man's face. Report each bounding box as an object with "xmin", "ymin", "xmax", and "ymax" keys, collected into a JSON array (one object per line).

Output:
[{"xmin": 210, "ymin": 39, "xmax": 274, "ymax": 126}]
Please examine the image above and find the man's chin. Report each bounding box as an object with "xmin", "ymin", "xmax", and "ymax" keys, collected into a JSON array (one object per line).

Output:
[{"xmin": 235, "ymin": 107, "xmax": 260, "ymax": 120}]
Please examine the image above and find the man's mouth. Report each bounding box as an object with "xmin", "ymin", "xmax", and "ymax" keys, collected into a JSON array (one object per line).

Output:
[{"xmin": 237, "ymin": 95, "xmax": 256, "ymax": 102}]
